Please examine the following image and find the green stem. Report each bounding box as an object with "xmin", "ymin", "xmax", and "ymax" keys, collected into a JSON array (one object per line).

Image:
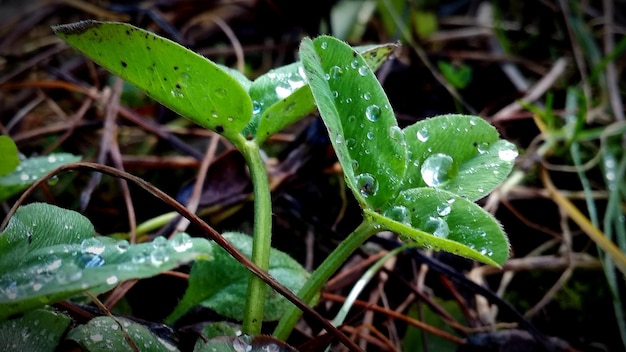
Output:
[
  {"xmin": 273, "ymin": 219, "xmax": 379, "ymax": 339},
  {"xmin": 236, "ymin": 137, "xmax": 273, "ymax": 335}
]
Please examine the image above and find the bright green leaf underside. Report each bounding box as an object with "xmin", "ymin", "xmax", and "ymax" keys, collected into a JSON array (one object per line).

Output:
[
  {"xmin": 0, "ymin": 203, "xmax": 212, "ymax": 321},
  {"xmin": 0, "ymin": 153, "xmax": 81, "ymax": 202}
]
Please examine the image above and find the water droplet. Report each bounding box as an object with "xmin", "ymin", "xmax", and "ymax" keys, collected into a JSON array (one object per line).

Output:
[
  {"xmin": 346, "ymin": 138, "xmax": 356, "ymax": 150},
  {"xmin": 171, "ymin": 233, "xmax": 193, "ymax": 252},
  {"xmin": 351, "ymin": 159, "xmax": 359, "ymax": 172},
  {"xmin": 498, "ymin": 142, "xmax": 518, "ymax": 161},
  {"xmin": 152, "ymin": 236, "xmax": 167, "ymax": 248},
  {"xmin": 252, "ymin": 100, "xmax": 262, "ymax": 115},
  {"xmin": 20, "ymin": 173, "xmax": 30, "ymax": 181},
  {"xmin": 214, "ymin": 87, "xmax": 227, "ymax": 97},
  {"xmin": 320, "ymin": 41, "xmax": 328, "ymax": 49},
  {"xmin": 332, "ymin": 90, "xmax": 339, "ymax": 98},
  {"xmin": 366, "ymin": 131, "xmax": 374, "ymax": 140},
  {"xmin": 106, "ymin": 275, "xmax": 118, "ymax": 285},
  {"xmin": 90, "ymin": 333, "xmax": 104, "ymax": 342},
  {"xmin": 211, "ymin": 111, "xmax": 218, "ymax": 118},
  {"xmin": 116, "ymin": 240, "xmax": 129, "ymax": 252},
  {"xmin": 358, "ymin": 65, "xmax": 369, "ymax": 76},
  {"xmin": 384, "ymin": 206, "xmax": 411, "ymax": 225},
  {"xmin": 77, "ymin": 253, "xmax": 105, "ymax": 268},
  {"xmin": 469, "ymin": 118, "xmax": 477, "ymax": 126},
  {"xmin": 356, "ymin": 173, "xmax": 378, "ymax": 198},
  {"xmin": 477, "ymin": 142, "xmax": 490, "ymax": 154},
  {"xmin": 81, "ymin": 238, "xmax": 105, "ymax": 255},
  {"xmin": 416, "ymin": 127, "xmax": 429, "ymax": 142},
  {"xmin": 420, "ymin": 153, "xmax": 457, "ymax": 187},
  {"xmin": 170, "ymin": 90, "xmax": 183, "ymax": 98},
  {"xmin": 365, "ymin": 105, "xmax": 381, "ymax": 122},
  {"xmin": 180, "ymin": 72, "xmax": 190, "ymax": 82},
  {"xmin": 2, "ymin": 280, "xmax": 18, "ymax": 300},
  {"xmin": 150, "ymin": 248, "xmax": 169, "ymax": 266},
  {"xmin": 389, "ymin": 126, "xmax": 406, "ymax": 145},
  {"xmin": 132, "ymin": 250, "xmax": 148, "ymax": 264},
  {"xmin": 362, "ymin": 92, "xmax": 371, "ymax": 100},
  {"xmin": 424, "ymin": 216, "xmax": 449, "ymax": 238},
  {"xmin": 329, "ymin": 65, "xmax": 342, "ymax": 79},
  {"xmin": 275, "ymin": 81, "xmax": 292, "ymax": 98},
  {"xmin": 437, "ymin": 202, "xmax": 452, "ymax": 216}
]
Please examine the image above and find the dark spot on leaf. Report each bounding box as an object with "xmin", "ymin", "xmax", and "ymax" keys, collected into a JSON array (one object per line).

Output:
[
  {"xmin": 125, "ymin": 29, "xmax": 130, "ymax": 35},
  {"xmin": 472, "ymin": 142, "xmax": 478, "ymax": 147},
  {"xmin": 146, "ymin": 46, "xmax": 151, "ymax": 50},
  {"xmin": 173, "ymin": 66, "xmax": 179, "ymax": 71},
  {"xmin": 144, "ymin": 33, "xmax": 149, "ymax": 39},
  {"xmin": 216, "ymin": 125, "xmax": 224, "ymax": 133},
  {"xmin": 163, "ymin": 77, "xmax": 168, "ymax": 81},
  {"xmin": 121, "ymin": 61, "xmax": 127, "ymax": 68},
  {"xmin": 352, "ymin": 52, "xmax": 357, "ymax": 57},
  {"xmin": 51, "ymin": 20, "xmax": 102, "ymax": 35},
  {"xmin": 175, "ymin": 84, "xmax": 181, "ymax": 89}
]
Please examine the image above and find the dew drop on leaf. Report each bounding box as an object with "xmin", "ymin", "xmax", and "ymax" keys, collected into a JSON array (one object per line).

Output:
[
  {"xmin": 81, "ymin": 238, "xmax": 106, "ymax": 255},
  {"xmin": 116, "ymin": 240, "xmax": 129, "ymax": 252},
  {"xmin": 171, "ymin": 233, "xmax": 193, "ymax": 252},
  {"xmin": 320, "ymin": 41, "xmax": 328, "ymax": 49},
  {"xmin": 420, "ymin": 153, "xmax": 456, "ymax": 187},
  {"xmin": 365, "ymin": 105, "xmax": 381, "ymax": 122},
  {"xmin": 437, "ymin": 202, "xmax": 452, "ymax": 216},
  {"xmin": 416, "ymin": 127, "xmax": 429, "ymax": 142},
  {"xmin": 150, "ymin": 248, "xmax": 169, "ymax": 266},
  {"xmin": 497, "ymin": 141, "xmax": 519, "ymax": 161},
  {"xmin": 252, "ymin": 100, "xmax": 262, "ymax": 115},
  {"xmin": 275, "ymin": 81, "xmax": 292, "ymax": 98},
  {"xmin": 383, "ymin": 206, "xmax": 412, "ymax": 225},
  {"xmin": 330, "ymin": 65, "xmax": 342, "ymax": 79},
  {"xmin": 358, "ymin": 65, "xmax": 369, "ymax": 76},
  {"xmin": 477, "ymin": 142, "xmax": 490, "ymax": 154},
  {"xmin": 389, "ymin": 126, "xmax": 406, "ymax": 145},
  {"xmin": 362, "ymin": 92, "xmax": 371, "ymax": 100},
  {"xmin": 76, "ymin": 253, "xmax": 105, "ymax": 269},
  {"xmin": 356, "ymin": 173, "xmax": 379, "ymax": 197},
  {"xmin": 424, "ymin": 216, "xmax": 449, "ymax": 238}
]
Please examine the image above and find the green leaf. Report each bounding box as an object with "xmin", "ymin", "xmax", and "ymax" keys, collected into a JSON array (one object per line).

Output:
[
  {"xmin": 166, "ymin": 232, "xmax": 309, "ymax": 324},
  {"xmin": 52, "ymin": 21, "xmax": 252, "ymax": 140},
  {"xmin": 66, "ymin": 316, "xmax": 179, "ymax": 352},
  {"xmin": 0, "ymin": 153, "xmax": 81, "ymax": 202},
  {"xmin": 300, "ymin": 35, "xmax": 407, "ymax": 210},
  {"xmin": 374, "ymin": 188, "xmax": 509, "ymax": 266},
  {"xmin": 251, "ymin": 43, "xmax": 399, "ymax": 144},
  {"xmin": 0, "ymin": 136, "xmax": 19, "ymax": 176},
  {"xmin": 0, "ymin": 203, "xmax": 212, "ymax": 321},
  {"xmin": 0, "ymin": 308, "xmax": 71, "ymax": 352},
  {"xmin": 402, "ymin": 114, "xmax": 518, "ymax": 201},
  {"xmin": 246, "ymin": 62, "xmax": 313, "ymax": 142}
]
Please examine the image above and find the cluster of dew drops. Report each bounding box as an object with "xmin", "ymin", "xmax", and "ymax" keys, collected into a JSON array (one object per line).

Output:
[{"xmin": 0, "ymin": 232, "xmax": 195, "ymax": 302}]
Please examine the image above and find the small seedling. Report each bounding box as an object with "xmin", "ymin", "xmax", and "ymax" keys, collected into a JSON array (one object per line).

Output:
[{"xmin": 0, "ymin": 20, "xmax": 517, "ymax": 351}]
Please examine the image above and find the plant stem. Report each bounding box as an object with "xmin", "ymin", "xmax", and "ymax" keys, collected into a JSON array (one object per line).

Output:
[
  {"xmin": 273, "ymin": 220, "xmax": 379, "ymax": 339},
  {"xmin": 237, "ymin": 138, "xmax": 273, "ymax": 335}
]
